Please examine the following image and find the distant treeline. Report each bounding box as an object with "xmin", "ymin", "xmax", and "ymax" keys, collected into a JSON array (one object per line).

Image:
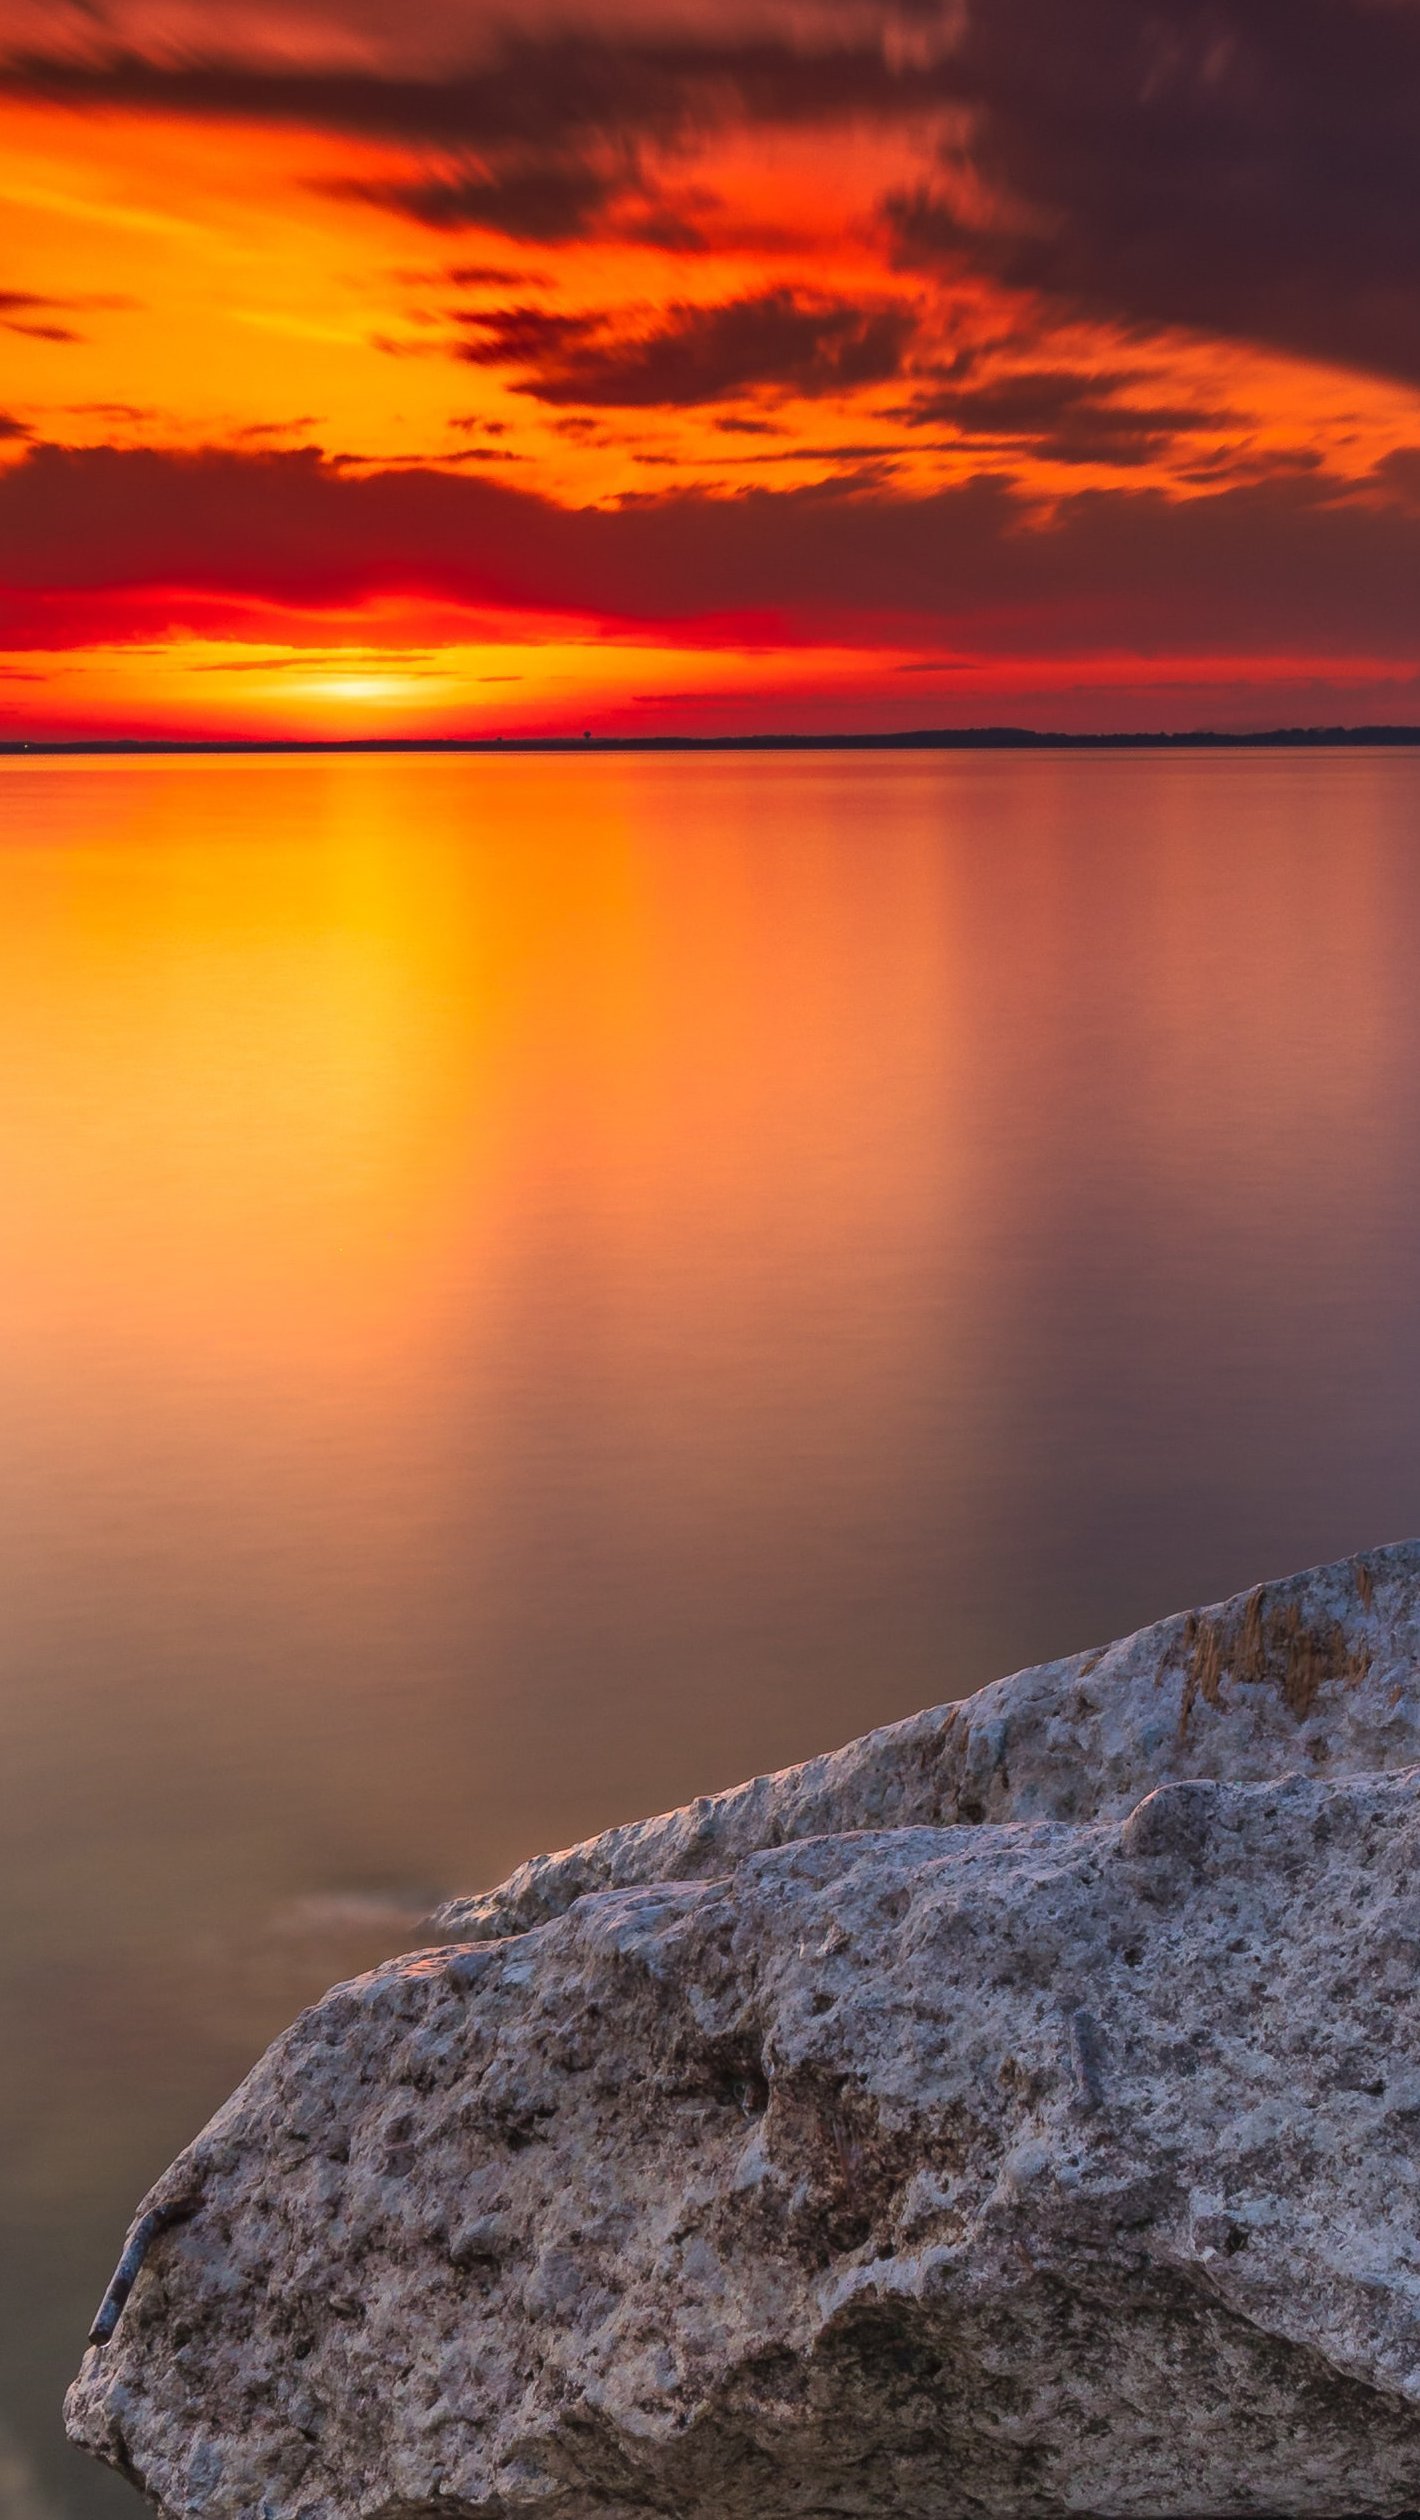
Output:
[{"xmin": 4, "ymin": 726, "xmax": 1420, "ymax": 757}]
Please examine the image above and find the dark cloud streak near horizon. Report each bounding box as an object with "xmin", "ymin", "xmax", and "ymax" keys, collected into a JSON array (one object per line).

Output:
[{"xmin": 3, "ymin": 440, "xmax": 1418, "ymax": 664}]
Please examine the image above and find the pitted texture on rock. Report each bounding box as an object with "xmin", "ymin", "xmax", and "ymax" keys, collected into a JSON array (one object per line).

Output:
[
  {"xmin": 433, "ymin": 1542, "xmax": 1420, "ymax": 1946},
  {"xmin": 66, "ymin": 1544, "xmax": 1420, "ymax": 2518},
  {"xmin": 65, "ymin": 1771, "xmax": 1420, "ymax": 2518}
]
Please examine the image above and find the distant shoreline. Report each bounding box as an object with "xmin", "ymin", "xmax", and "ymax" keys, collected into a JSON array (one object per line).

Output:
[{"xmin": 3, "ymin": 725, "xmax": 1420, "ymax": 758}]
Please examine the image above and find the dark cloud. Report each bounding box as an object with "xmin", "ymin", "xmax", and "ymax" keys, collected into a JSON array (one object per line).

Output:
[
  {"xmin": 2, "ymin": 440, "xmax": 1418, "ymax": 665},
  {"xmin": 613, "ymin": 194, "xmax": 716, "ymax": 251},
  {"xmin": 0, "ymin": 285, "xmax": 135, "ymax": 306},
  {"xmin": 732, "ymin": 438, "xmax": 904, "ymax": 459},
  {"xmin": 886, "ymin": 0, "xmax": 1420, "ymax": 385},
  {"xmin": 3, "ymin": 318, "xmax": 84, "ymax": 341},
  {"xmin": 893, "ymin": 367, "xmax": 1241, "ymax": 464},
  {"xmin": 0, "ymin": 34, "xmax": 954, "ymax": 150},
  {"xmin": 453, "ymin": 305, "xmax": 596, "ymax": 359},
  {"xmin": 190, "ymin": 642, "xmax": 439, "ymax": 672},
  {"xmin": 1372, "ymin": 447, "xmax": 1420, "ymax": 506},
  {"xmin": 0, "ymin": 283, "xmax": 132, "ymax": 341},
  {"xmin": 0, "ymin": 30, "xmax": 960, "ymax": 249},
  {"xmin": 8, "ymin": 8, "xmax": 1416, "ymax": 383},
  {"xmin": 338, "ymin": 159, "xmax": 622, "ymax": 242},
  {"xmin": 444, "ymin": 264, "xmax": 539, "ymax": 288},
  {"xmin": 456, "ymin": 291, "xmax": 917, "ymax": 405},
  {"xmin": 233, "ymin": 415, "xmax": 324, "ymax": 438}
]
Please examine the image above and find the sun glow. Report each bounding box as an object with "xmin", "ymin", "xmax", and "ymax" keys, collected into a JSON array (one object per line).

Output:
[
  {"xmin": 2, "ymin": 4, "xmax": 1419, "ymax": 733},
  {"xmin": 294, "ymin": 672, "xmax": 437, "ymax": 706}
]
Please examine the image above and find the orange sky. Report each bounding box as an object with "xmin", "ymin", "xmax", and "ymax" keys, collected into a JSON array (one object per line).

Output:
[{"xmin": 2, "ymin": 0, "xmax": 1419, "ymax": 736}]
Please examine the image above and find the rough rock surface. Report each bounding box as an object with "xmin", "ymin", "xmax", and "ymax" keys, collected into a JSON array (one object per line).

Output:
[{"xmin": 66, "ymin": 1543, "xmax": 1420, "ymax": 2518}]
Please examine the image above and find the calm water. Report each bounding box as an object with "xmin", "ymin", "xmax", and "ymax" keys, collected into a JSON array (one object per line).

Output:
[{"xmin": 4, "ymin": 747, "xmax": 1420, "ymax": 2513}]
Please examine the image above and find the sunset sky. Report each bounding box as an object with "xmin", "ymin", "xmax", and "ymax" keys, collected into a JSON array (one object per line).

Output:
[{"xmin": 2, "ymin": 0, "xmax": 1418, "ymax": 736}]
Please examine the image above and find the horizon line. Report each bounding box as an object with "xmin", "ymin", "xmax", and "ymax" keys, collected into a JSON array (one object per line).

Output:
[{"xmin": 4, "ymin": 723, "xmax": 1420, "ymax": 759}]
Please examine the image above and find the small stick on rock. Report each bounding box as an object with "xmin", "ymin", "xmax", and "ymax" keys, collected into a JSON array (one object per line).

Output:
[
  {"xmin": 88, "ymin": 2201, "xmax": 197, "ymax": 2348},
  {"xmin": 1068, "ymin": 2006, "xmax": 1106, "ymax": 2112}
]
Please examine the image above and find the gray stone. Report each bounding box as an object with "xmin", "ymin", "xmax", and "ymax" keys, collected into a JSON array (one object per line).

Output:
[{"xmin": 64, "ymin": 1544, "xmax": 1420, "ymax": 2517}]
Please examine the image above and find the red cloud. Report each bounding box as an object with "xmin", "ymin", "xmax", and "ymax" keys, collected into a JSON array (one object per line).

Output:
[{"xmin": 2, "ymin": 443, "xmax": 1418, "ymax": 667}]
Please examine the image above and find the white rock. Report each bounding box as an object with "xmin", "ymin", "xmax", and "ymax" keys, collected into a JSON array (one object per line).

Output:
[{"xmin": 65, "ymin": 1545, "xmax": 1420, "ymax": 2517}]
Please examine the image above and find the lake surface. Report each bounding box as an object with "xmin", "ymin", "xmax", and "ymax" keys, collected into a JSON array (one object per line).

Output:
[{"xmin": 4, "ymin": 747, "xmax": 1420, "ymax": 2514}]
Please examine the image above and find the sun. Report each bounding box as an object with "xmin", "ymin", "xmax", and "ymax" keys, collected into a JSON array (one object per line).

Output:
[{"xmin": 295, "ymin": 673, "xmax": 426, "ymax": 707}]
